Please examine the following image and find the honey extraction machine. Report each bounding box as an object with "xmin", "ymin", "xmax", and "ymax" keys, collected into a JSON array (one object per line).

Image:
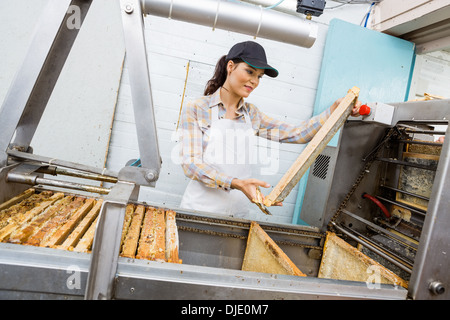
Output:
[{"xmin": 0, "ymin": 0, "xmax": 449, "ymax": 300}]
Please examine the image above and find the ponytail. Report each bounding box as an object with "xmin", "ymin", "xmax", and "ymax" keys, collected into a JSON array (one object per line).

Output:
[{"xmin": 204, "ymin": 55, "xmax": 242, "ymax": 96}]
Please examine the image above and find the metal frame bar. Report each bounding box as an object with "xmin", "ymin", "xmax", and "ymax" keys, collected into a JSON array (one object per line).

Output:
[
  {"xmin": 84, "ymin": 181, "xmax": 139, "ymax": 300},
  {"xmin": 409, "ymin": 122, "xmax": 450, "ymax": 299},
  {"xmin": 117, "ymin": 0, "xmax": 161, "ymax": 187},
  {"xmin": 115, "ymin": 258, "xmax": 407, "ymax": 300}
]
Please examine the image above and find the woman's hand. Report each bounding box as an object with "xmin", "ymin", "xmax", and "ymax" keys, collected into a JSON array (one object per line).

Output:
[
  {"xmin": 231, "ymin": 178, "xmax": 282, "ymax": 206},
  {"xmin": 330, "ymin": 97, "xmax": 362, "ymax": 117}
]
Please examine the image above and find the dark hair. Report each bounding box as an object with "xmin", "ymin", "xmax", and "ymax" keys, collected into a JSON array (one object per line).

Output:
[{"xmin": 204, "ymin": 55, "xmax": 242, "ymax": 96}]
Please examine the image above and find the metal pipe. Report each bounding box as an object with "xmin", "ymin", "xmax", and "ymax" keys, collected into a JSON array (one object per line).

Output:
[
  {"xmin": 7, "ymin": 149, "xmax": 118, "ymax": 178},
  {"xmin": 381, "ymin": 185, "xmax": 429, "ymax": 202},
  {"xmin": 397, "ymin": 140, "xmax": 444, "ymax": 147},
  {"xmin": 331, "ymin": 222, "xmax": 413, "ymax": 274},
  {"xmin": 376, "ymin": 157, "xmax": 437, "ymax": 171},
  {"xmin": 341, "ymin": 209, "xmax": 418, "ymax": 250},
  {"xmin": 405, "ymin": 129, "xmax": 446, "ymax": 135},
  {"xmin": 7, "ymin": 172, "xmax": 111, "ymax": 195},
  {"xmin": 376, "ymin": 196, "xmax": 426, "ymax": 217},
  {"xmin": 35, "ymin": 166, "xmax": 118, "ymax": 184},
  {"xmin": 141, "ymin": 0, "xmax": 318, "ymax": 48}
]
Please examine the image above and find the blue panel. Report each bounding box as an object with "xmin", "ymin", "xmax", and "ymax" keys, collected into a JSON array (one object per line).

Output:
[
  {"xmin": 314, "ymin": 19, "xmax": 415, "ymax": 117},
  {"xmin": 292, "ymin": 19, "xmax": 416, "ymax": 225}
]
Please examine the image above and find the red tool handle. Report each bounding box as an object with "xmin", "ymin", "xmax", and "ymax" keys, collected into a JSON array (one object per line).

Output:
[{"xmin": 359, "ymin": 104, "xmax": 371, "ymax": 116}]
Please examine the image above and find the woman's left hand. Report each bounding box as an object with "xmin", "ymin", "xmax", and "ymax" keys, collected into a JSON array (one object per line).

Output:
[{"xmin": 331, "ymin": 97, "xmax": 362, "ymax": 117}]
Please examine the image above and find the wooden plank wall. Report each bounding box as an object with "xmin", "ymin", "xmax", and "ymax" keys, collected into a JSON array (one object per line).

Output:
[{"xmin": 105, "ymin": 16, "xmax": 332, "ymax": 224}]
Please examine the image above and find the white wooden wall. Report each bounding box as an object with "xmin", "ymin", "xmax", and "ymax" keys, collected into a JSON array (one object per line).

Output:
[
  {"xmin": 0, "ymin": 0, "xmax": 125, "ymax": 177},
  {"xmin": 4, "ymin": 1, "xmax": 421, "ymax": 225},
  {"xmin": 105, "ymin": 6, "xmax": 369, "ymax": 225}
]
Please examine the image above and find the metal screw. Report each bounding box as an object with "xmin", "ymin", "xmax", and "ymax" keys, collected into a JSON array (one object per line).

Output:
[
  {"xmin": 429, "ymin": 281, "xmax": 445, "ymax": 295},
  {"xmin": 145, "ymin": 171, "xmax": 156, "ymax": 182},
  {"xmin": 124, "ymin": 4, "xmax": 134, "ymax": 14}
]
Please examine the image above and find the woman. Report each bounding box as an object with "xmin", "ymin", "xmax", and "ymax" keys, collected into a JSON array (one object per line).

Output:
[{"xmin": 179, "ymin": 41, "xmax": 360, "ymax": 217}]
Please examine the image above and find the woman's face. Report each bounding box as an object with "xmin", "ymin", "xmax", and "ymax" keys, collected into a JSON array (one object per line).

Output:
[{"xmin": 226, "ymin": 61, "xmax": 264, "ymax": 98}]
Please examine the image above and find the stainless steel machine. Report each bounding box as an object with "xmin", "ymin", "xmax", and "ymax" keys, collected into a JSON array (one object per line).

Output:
[
  {"xmin": 301, "ymin": 99, "xmax": 450, "ymax": 299},
  {"xmin": 0, "ymin": 0, "xmax": 449, "ymax": 300}
]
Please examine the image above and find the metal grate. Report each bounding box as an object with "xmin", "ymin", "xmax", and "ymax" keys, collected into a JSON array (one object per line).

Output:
[{"xmin": 312, "ymin": 154, "xmax": 330, "ymax": 180}]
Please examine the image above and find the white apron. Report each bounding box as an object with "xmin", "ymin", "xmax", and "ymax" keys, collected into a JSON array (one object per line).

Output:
[{"xmin": 180, "ymin": 105, "xmax": 255, "ymax": 217}]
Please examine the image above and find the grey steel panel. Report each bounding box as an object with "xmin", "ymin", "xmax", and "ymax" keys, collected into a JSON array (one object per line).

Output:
[
  {"xmin": 0, "ymin": 240, "xmax": 407, "ymax": 300},
  {"xmin": 115, "ymin": 258, "xmax": 407, "ymax": 300},
  {"xmin": 301, "ymin": 146, "xmax": 340, "ymax": 228},
  {"xmin": 0, "ymin": 243, "xmax": 89, "ymax": 299},
  {"xmin": 175, "ymin": 212, "xmax": 323, "ymax": 276},
  {"xmin": 84, "ymin": 182, "xmax": 139, "ymax": 300},
  {"xmin": 0, "ymin": 164, "xmax": 30, "ymax": 204},
  {"xmin": 408, "ymin": 124, "xmax": 450, "ymax": 300}
]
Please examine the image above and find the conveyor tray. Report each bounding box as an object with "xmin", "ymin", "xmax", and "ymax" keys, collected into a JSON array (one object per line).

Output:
[{"xmin": 0, "ymin": 188, "xmax": 408, "ymax": 300}]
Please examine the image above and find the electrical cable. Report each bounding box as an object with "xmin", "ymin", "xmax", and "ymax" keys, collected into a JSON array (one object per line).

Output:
[
  {"xmin": 326, "ymin": 0, "xmax": 380, "ymax": 10},
  {"xmin": 332, "ymin": 0, "xmax": 382, "ymax": 4},
  {"xmin": 264, "ymin": 0, "xmax": 286, "ymax": 10},
  {"xmin": 363, "ymin": 2, "xmax": 375, "ymax": 27}
]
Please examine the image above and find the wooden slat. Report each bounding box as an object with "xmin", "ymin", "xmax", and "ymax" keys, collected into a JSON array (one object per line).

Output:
[
  {"xmin": 73, "ymin": 215, "xmax": 99, "ymax": 252},
  {"xmin": 121, "ymin": 205, "xmax": 145, "ymax": 258},
  {"xmin": 28, "ymin": 198, "xmax": 95, "ymax": 247},
  {"xmin": 264, "ymin": 87, "xmax": 360, "ymax": 206},
  {"xmin": 153, "ymin": 208, "xmax": 166, "ymax": 261},
  {"xmin": 136, "ymin": 207, "xmax": 166, "ymax": 261},
  {"xmin": 165, "ymin": 210, "xmax": 181, "ymax": 263},
  {"xmin": 120, "ymin": 204, "xmax": 135, "ymax": 248},
  {"xmin": 8, "ymin": 196, "xmax": 74, "ymax": 244},
  {"xmin": 0, "ymin": 188, "xmax": 35, "ymax": 211},
  {"xmin": 136, "ymin": 207, "xmax": 156, "ymax": 260},
  {"xmin": 242, "ymin": 222, "xmax": 306, "ymax": 277},
  {"xmin": 0, "ymin": 193, "xmax": 64, "ymax": 242},
  {"xmin": 0, "ymin": 192, "xmax": 52, "ymax": 229},
  {"xmin": 57, "ymin": 199, "xmax": 103, "ymax": 250},
  {"xmin": 0, "ymin": 191, "xmax": 183, "ymax": 263}
]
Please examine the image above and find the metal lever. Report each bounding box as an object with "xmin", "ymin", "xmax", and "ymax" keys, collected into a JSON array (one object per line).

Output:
[{"xmin": 118, "ymin": 0, "xmax": 161, "ymax": 187}]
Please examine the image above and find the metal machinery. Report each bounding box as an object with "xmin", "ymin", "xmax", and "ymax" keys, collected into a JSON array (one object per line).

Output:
[
  {"xmin": 301, "ymin": 100, "xmax": 450, "ymax": 300},
  {"xmin": 0, "ymin": 0, "xmax": 449, "ymax": 300}
]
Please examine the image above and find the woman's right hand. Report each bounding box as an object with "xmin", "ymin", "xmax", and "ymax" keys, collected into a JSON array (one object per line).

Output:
[{"xmin": 231, "ymin": 178, "xmax": 282, "ymax": 206}]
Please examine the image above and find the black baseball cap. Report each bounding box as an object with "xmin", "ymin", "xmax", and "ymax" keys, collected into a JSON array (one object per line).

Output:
[{"xmin": 226, "ymin": 41, "xmax": 279, "ymax": 78}]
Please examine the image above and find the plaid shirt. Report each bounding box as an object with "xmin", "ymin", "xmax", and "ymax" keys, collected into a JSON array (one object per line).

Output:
[{"xmin": 180, "ymin": 89, "xmax": 331, "ymax": 191}]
